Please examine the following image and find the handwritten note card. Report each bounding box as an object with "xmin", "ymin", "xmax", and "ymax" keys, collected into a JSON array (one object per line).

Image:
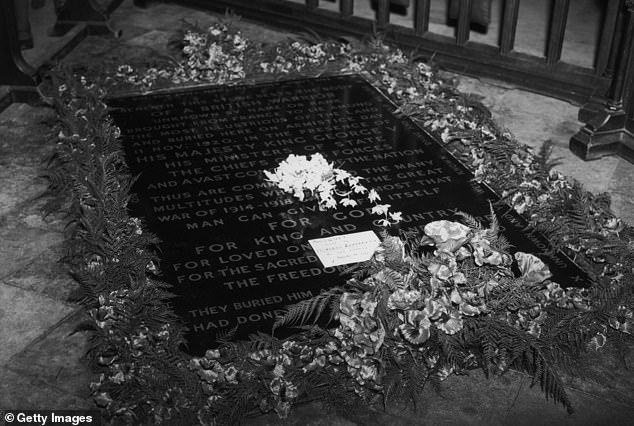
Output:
[{"xmin": 309, "ymin": 231, "xmax": 381, "ymax": 268}]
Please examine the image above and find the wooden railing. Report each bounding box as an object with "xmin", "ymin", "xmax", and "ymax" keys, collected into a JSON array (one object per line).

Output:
[
  {"xmin": 570, "ymin": 0, "xmax": 634, "ymax": 162},
  {"xmin": 176, "ymin": 0, "xmax": 617, "ymax": 104},
  {"xmin": 174, "ymin": 0, "xmax": 633, "ymax": 161},
  {"xmin": 1, "ymin": 0, "xmax": 632, "ymax": 161}
]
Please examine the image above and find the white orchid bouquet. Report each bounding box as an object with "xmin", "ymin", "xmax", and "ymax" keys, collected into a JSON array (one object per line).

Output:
[{"xmin": 264, "ymin": 153, "xmax": 402, "ymax": 226}]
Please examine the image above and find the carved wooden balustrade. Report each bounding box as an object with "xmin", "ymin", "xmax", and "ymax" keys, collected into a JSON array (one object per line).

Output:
[
  {"xmin": 179, "ymin": 0, "xmax": 614, "ymax": 104},
  {"xmin": 174, "ymin": 0, "xmax": 633, "ymax": 161},
  {"xmin": 570, "ymin": 0, "xmax": 634, "ymax": 162},
  {"xmin": 1, "ymin": 0, "xmax": 632, "ymax": 161}
]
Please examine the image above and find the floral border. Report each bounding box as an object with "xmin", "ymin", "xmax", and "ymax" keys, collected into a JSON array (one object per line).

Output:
[{"xmin": 45, "ymin": 20, "xmax": 634, "ymax": 425}]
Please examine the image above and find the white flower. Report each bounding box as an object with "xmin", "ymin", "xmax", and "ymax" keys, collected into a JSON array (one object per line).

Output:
[
  {"xmin": 353, "ymin": 184, "xmax": 368, "ymax": 194},
  {"xmin": 266, "ymin": 154, "xmax": 401, "ymax": 226},
  {"xmin": 335, "ymin": 169, "xmax": 351, "ymax": 182},
  {"xmin": 424, "ymin": 220, "xmax": 471, "ymax": 253},
  {"xmin": 515, "ymin": 252, "xmax": 552, "ymax": 284},
  {"xmin": 323, "ymin": 197, "xmax": 337, "ymax": 209},
  {"xmin": 340, "ymin": 198, "xmax": 358, "ymax": 207},
  {"xmin": 389, "ymin": 211, "xmax": 403, "ymax": 223},
  {"xmin": 371, "ymin": 204, "xmax": 391, "ymax": 216},
  {"xmin": 347, "ymin": 175, "xmax": 360, "ymax": 186}
]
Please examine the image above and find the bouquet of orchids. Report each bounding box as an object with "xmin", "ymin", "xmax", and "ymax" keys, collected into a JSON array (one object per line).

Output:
[{"xmin": 264, "ymin": 153, "xmax": 403, "ymax": 226}]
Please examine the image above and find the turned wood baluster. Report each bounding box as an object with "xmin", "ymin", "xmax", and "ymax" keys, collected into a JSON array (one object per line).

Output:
[
  {"xmin": 376, "ymin": 0, "xmax": 390, "ymax": 28},
  {"xmin": 595, "ymin": 0, "xmax": 621, "ymax": 76},
  {"xmin": 608, "ymin": 1, "xmax": 634, "ymax": 115},
  {"xmin": 570, "ymin": 0, "xmax": 634, "ymax": 162},
  {"xmin": 413, "ymin": 0, "xmax": 430, "ymax": 36},
  {"xmin": 499, "ymin": 0, "xmax": 520, "ymax": 55},
  {"xmin": 455, "ymin": 0, "xmax": 472, "ymax": 45},
  {"xmin": 546, "ymin": 0, "xmax": 570, "ymax": 66},
  {"xmin": 340, "ymin": 0, "xmax": 353, "ymax": 17}
]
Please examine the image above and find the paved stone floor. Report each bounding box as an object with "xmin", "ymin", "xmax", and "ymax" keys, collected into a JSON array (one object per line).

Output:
[
  {"xmin": 1, "ymin": 1, "xmax": 633, "ymax": 424},
  {"xmin": 0, "ymin": 103, "xmax": 91, "ymax": 409}
]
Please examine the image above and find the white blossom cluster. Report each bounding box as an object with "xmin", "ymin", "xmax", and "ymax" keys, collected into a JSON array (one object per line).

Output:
[{"xmin": 264, "ymin": 153, "xmax": 402, "ymax": 226}]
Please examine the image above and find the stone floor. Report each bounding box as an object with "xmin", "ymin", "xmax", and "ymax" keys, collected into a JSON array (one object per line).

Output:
[
  {"xmin": 1, "ymin": 1, "xmax": 633, "ymax": 424},
  {"xmin": 0, "ymin": 103, "xmax": 92, "ymax": 409}
]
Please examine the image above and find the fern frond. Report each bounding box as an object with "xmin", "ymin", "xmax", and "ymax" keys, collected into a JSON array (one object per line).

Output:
[
  {"xmin": 460, "ymin": 318, "xmax": 574, "ymax": 413},
  {"xmin": 534, "ymin": 140, "xmax": 563, "ymax": 175},
  {"xmin": 372, "ymin": 267, "xmax": 407, "ymax": 291},
  {"xmin": 455, "ymin": 210, "xmax": 483, "ymax": 231},
  {"xmin": 485, "ymin": 201, "xmax": 500, "ymax": 242},
  {"xmin": 273, "ymin": 287, "xmax": 344, "ymax": 330},
  {"xmin": 215, "ymin": 325, "xmax": 238, "ymax": 344}
]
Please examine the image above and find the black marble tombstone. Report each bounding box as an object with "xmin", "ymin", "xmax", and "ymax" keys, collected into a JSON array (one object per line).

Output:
[{"xmin": 108, "ymin": 75, "xmax": 588, "ymax": 355}]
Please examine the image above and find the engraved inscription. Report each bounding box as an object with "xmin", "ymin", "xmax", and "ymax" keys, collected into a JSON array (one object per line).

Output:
[{"xmin": 108, "ymin": 75, "xmax": 588, "ymax": 355}]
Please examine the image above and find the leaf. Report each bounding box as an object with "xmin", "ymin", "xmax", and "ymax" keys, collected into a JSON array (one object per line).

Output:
[
  {"xmin": 485, "ymin": 201, "xmax": 500, "ymax": 242},
  {"xmin": 515, "ymin": 252, "xmax": 552, "ymax": 285},
  {"xmin": 215, "ymin": 325, "xmax": 238, "ymax": 344},
  {"xmin": 273, "ymin": 287, "xmax": 344, "ymax": 330},
  {"xmin": 455, "ymin": 210, "xmax": 483, "ymax": 231},
  {"xmin": 535, "ymin": 139, "xmax": 563, "ymax": 174}
]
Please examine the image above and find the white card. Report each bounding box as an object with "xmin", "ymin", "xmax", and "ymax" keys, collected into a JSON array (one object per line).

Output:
[{"xmin": 308, "ymin": 231, "xmax": 381, "ymax": 268}]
